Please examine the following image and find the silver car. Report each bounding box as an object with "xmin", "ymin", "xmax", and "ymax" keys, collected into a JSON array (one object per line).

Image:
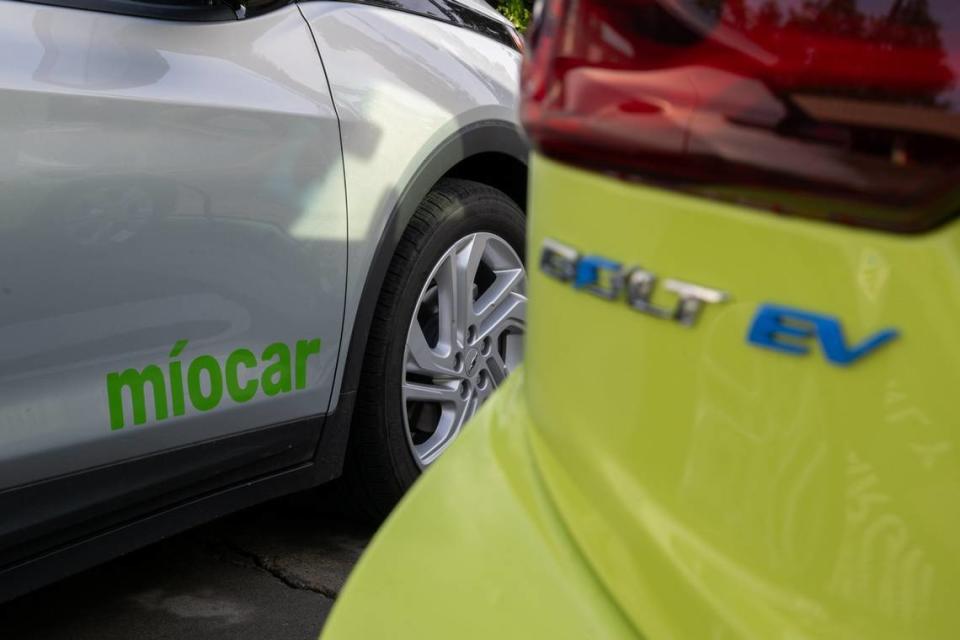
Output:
[{"xmin": 0, "ymin": 0, "xmax": 527, "ymax": 599}]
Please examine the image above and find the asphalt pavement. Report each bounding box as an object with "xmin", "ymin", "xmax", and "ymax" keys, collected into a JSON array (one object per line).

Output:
[{"xmin": 0, "ymin": 492, "xmax": 375, "ymax": 640}]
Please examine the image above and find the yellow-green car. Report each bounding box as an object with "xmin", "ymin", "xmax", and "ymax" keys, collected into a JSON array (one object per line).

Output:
[{"xmin": 324, "ymin": 1, "xmax": 960, "ymax": 638}]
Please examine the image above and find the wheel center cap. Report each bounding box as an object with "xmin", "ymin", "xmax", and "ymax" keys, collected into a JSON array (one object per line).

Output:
[{"xmin": 463, "ymin": 348, "xmax": 481, "ymax": 377}]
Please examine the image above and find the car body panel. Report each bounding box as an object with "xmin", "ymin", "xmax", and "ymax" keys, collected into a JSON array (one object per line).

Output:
[
  {"xmin": 525, "ymin": 154, "xmax": 959, "ymax": 639},
  {"xmin": 322, "ymin": 370, "xmax": 639, "ymax": 640},
  {"xmin": 327, "ymin": 152, "xmax": 960, "ymax": 638},
  {"xmin": 0, "ymin": 2, "xmax": 347, "ymax": 489},
  {"xmin": 298, "ymin": 2, "xmax": 522, "ymax": 405}
]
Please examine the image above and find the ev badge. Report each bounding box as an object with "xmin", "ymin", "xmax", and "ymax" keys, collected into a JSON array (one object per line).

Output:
[{"xmin": 748, "ymin": 304, "xmax": 899, "ymax": 366}]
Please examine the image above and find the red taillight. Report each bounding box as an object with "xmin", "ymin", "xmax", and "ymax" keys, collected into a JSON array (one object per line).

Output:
[{"xmin": 521, "ymin": 0, "xmax": 960, "ymax": 233}]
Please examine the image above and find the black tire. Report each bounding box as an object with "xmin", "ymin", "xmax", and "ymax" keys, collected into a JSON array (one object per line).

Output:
[{"xmin": 344, "ymin": 178, "xmax": 526, "ymax": 520}]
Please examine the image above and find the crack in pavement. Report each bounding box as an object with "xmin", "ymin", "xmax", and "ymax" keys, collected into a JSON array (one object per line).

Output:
[
  {"xmin": 210, "ymin": 538, "xmax": 341, "ymax": 600},
  {"xmin": 188, "ymin": 513, "xmax": 372, "ymax": 603}
]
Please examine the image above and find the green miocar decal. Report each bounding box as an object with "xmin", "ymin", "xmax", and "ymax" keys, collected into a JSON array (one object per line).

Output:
[{"xmin": 106, "ymin": 338, "xmax": 321, "ymax": 430}]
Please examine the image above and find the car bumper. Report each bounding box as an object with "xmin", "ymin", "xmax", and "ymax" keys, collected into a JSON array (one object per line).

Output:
[{"xmin": 321, "ymin": 368, "xmax": 640, "ymax": 639}]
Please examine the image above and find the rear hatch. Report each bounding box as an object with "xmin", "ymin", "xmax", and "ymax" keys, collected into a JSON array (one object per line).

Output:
[{"xmin": 521, "ymin": 1, "xmax": 960, "ymax": 637}]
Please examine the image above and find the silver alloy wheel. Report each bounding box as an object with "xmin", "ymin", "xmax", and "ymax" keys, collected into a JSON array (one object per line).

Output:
[{"xmin": 402, "ymin": 232, "xmax": 526, "ymax": 468}]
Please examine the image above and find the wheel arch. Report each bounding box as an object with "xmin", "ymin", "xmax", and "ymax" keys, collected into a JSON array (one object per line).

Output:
[
  {"xmin": 311, "ymin": 119, "xmax": 529, "ymax": 482},
  {"xmin": 445, "ymin": 152, "xmax": 528, "ymax": 213}
]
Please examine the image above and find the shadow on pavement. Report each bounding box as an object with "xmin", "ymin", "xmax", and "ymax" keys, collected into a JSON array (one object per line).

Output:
[{"xmin": 0, "ymin": 489, "xmax": 376, "ymax": 640}]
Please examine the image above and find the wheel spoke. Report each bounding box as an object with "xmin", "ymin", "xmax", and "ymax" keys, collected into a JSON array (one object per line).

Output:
[
  {"xmin": 486, "ymin": 347, "xmax": 509, "ymax": 387},
  {"xmin": 403, "ymin": 380, "xmax": 462, "ymax": 405},
  {"xmin": 476, "ymin": 268, "xmax": 525, "ymax": 328},
  {"xmin": 405, "ymin": 320, "xmax": 452, "ymax": 376},
  {"xmin": 434, "ymin": 253, "xmax": 464, "ymax": 349},
  {"xmin": 415, "ymin": 405, "xmax": 468, "ymax": 464},
  {"xmin": 476, "ymin": 275, "xmax": 526, "ymax": 343},
  {"xmin": 458, "ymin": 234, "xmax": 487, "ymax": 304},
  {"xmin": 453, "ymin": 235, "xmax": 487, "ymax": 341},
  {"xmin": 476, "ymin": 267, "xmax": 524, "ymax": 318}
]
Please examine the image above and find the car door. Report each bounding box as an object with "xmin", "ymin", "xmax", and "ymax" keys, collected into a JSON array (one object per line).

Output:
[{"xmin": 0, "ymin": 0, "xmax": 346, "ymax": 557}]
